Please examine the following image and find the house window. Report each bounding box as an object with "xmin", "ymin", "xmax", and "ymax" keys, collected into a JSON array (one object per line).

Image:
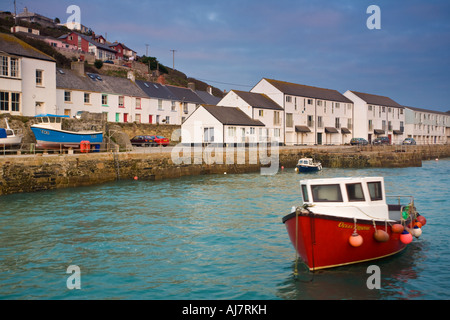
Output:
[
  {"xmin": 0, "ymin": 92, "xmax": 9, "ymax": 111},
  {"xmin": 11, "ymin": 93, "xmax": 20, "ymax": 112},
  {"xmin": 183, "ymin": 103, "xmax": 188, "ymax": 114},
  {"xmin": 84, "ymin": 93, "xmax": 90, "ymax": 104},
  {"xmin": 102, "ymin": 94, "xmax": 108, "ymax": 106},
  {"xmin": 307, "ymin": 115, "xmax": 313, "ymax": 127},
  {"xmin": 36, "ymin": 69, "xmax": 43, "ymax": 86},
  {"xmin": 347, "ymin": 118, "xmax": 352, "ymax": 130},
  {"xmin": 158, "ymin": 99, "xmax": 163, "ymax": 110},
  {"xmin": 286, "ymin": 95, "xmax": 292, "ymax": 103},
  {"xmin": 10, "ymin": 58, "xmax": 18, "ymax": 77},
  {"xmin": 64, "ymin": 91, "xmax": 71, "ymax": 102},
  {"xmin": 250, "ymin": 127, "xmax": 255, "ymax": 135},
  {"xmin": 274, "ymin": 111, "xmax": 281, "ymax": 125},
  {"xmin": 136, "ymin": 98, "xmax": 141, "ymax": 109},
  {"xmin": 274, "ymin": 128, "xmax": 280, "ymax": 137},
  {"xmin": 228, "ymin": 127, "xmax": 236, "ymax": 137},
  {"xmin": 335, "ymin": 103, "xmax": 340, "ymax": 108},
  {"xmin": 204, "ymin": 127, "xmax": 214, "ymax": 142},
  {"xmin": 165, "ymin": 116, "xmax": 170, "ymax": 124},
  {"xmin": 171, "ymin": 101, "xmax": 176, "ymax": 111},
  {"xmin": 118, "ymin": 96, "xmax": 124, "ymax": 108},
  {"xmin": 286, "ymin": 113, "xmax": 293, "ymax": 127},
  {"xmin": 0, "ymin": 56, "xmax": 8, "ymax": 76},
  {"xmin": 317, "ymin": 100, "xmax": 322, "ymax": 106},
  {"xmin": 136, "ymin": 114, "xmax": 141, "ymax": 123},
  {"xmin": 335, "ymin": 117, "xmax": 340, "ymax": 129},
  {"xmin": 307, "ymin": 99, "xmax": 313, "ymax": 105},
  {"xmin": 317, "ymin": 116, "xmax": 323, "ymax": 128},
  {"xmin": 258, "ymin": 110, "xmax": 264, "ymax": 117}
]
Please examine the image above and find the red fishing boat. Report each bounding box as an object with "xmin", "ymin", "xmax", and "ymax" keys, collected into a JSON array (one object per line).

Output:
[{"xmin": 282, "ymin": 177, "xmax": 426, "ymax": 271}]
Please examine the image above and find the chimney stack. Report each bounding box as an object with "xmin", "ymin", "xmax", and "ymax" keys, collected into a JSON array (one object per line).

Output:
[
  {"xmin": 127, "ymin": 70, "xmax": 135, "ymax": 82},
  {"xmin": 71, "ymin": 61, "xmax": 85, "ymax": 77},
  {"xmin": 158, "ymin": 74, "xmax": 166, "ymax": 85},
  {"xmin": 207, "ymin": 86, "xmax": 213, "ymax": 95},
  {"xmin": 188, "ymin": 82, "xmax": 195, "ymax": 91}
]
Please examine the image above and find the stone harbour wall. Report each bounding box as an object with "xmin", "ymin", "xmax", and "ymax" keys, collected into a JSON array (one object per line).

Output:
[{"xmin": 0, "ymin": 144, "xmax": 449, "ymax": 196}]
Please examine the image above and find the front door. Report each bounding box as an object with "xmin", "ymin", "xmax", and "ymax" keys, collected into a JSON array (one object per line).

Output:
[
  {"xmin": 124, "ymin": 113, "xmax": 128, "ymax": 123},
  {"xmin": 317, "ymin": 132, "xmax": 322, "ymax": 145}
]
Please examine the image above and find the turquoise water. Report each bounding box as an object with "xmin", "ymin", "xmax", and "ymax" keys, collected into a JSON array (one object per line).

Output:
[{"xmin": 0, "ymin": 159, "xmax": 449, "ymax": 300}]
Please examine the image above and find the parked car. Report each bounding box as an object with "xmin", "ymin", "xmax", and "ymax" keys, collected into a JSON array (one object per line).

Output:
[
  {"xmin": 130, "ymin": 135, "xmax": 155, "ymax": 147},
  {"xmin": 104, "ymin": 60, "xmax": 114, "ymax": 64},
  {"xmin": 372, "ymin": 136, "xmax": 390, "ymax": 145},
  {"xmin": 350, "ymin": 138, "xmax": 369, "ymax": 146},
  {"xmin": 152, "ymin": 135, "xmax": 170, "ymax": 147},
  {"xmin": 402, "ymin": 138, "xmax": 416, "ymax": 145}
]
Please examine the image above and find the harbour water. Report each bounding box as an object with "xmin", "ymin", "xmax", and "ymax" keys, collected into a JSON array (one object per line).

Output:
[{"xmin": 0, "ymin": 159, "xmax": 449, "ymax": 300}]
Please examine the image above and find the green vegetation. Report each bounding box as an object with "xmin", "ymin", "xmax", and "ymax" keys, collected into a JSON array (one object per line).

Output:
[{"xmin": 138, "ymin": 55, "xmax": 169, "ymax": 74}]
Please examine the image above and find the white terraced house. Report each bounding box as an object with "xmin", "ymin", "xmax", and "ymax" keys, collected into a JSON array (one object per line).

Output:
[
  {"xmin": 0, "ymin": 33, "xmax": 57, "ymax": 116},
  {"xmin": 251, "ymin": 78, "xmax": 354, "ymax": 146},
  {"xmin": 343, "ymin": 90, "xmax": 405, "ymax": 144}
]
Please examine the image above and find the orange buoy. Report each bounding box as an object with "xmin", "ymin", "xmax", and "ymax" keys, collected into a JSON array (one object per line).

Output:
[
  {"xmin": 400, "ymin": 230, "xmax": 413, "ymax": 244},
  {"xmin": 349, "ymin": 232, "xmax": 363, "ymax": 247},
  {"xmin": 416, "ymin": 215, "xmax": 427, "ymax": 227},
  {"xmin": 414, "ymin": 221, "xmax": 423, "ymax": 228},
  {"xmin": 392, "ymin": 224, "xmax": 404, "ymax": 233},
  {"xmin": 374, "ymin": 229, "xmax": 390, "ymax": 242}
]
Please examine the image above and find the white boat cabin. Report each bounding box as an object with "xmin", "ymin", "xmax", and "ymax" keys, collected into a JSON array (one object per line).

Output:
[
  {"xmin": 299, "ymin": 177, "xmax": 409, "ymax": 222},
  {"xmin": 297, "ymin": 158, "xmax": 319, "ymax": 166},
  {"xmin": 32, "ymin": 114, "xmax": 69, "ymax": 131}
]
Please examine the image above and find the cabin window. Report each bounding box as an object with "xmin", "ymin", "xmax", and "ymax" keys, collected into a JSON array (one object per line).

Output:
[
  {"xmin": 346, "ymin": 183, "xmax": 365, "ymax": 202},
  {"xmin": 301, "ymin": 185, "xmax": 309, "ymax": 202},
  {"xmin": 311, "ymin": 184, "xmax": 343, "ymax": 202},
  {"xmin": 368, "ymin": 182, "xmax": 383, "ymax": 201}
]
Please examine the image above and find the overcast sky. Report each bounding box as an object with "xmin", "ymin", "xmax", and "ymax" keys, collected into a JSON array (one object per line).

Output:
[{"xmin": 5, "ymin": 0, "xmax": 450, "ymax": 111}]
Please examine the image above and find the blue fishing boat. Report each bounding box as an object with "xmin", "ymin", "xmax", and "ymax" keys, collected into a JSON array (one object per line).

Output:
[
  {"xmin": 295, "ymin": 158, "xmax": 322, "ymax": 173},
  {"xmin": 31, "ymin": 114, "xmax": 103, "ymax": 149}
]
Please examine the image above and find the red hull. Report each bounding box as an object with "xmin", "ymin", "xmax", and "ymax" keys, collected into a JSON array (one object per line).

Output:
[{"xmin": 283, "ymin": 212, "xmax": 408, "ymax": 271}]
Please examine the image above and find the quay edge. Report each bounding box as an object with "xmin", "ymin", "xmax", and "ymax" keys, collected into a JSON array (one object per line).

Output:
[{"xmin": 1, "ymin": 145, "xmax": 449, "ymax": 196}]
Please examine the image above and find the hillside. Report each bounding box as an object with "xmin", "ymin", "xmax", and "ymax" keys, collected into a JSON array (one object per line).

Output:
[{"xmin": 0, "ymin": 11, "xmax": 224, "ymax": 98}]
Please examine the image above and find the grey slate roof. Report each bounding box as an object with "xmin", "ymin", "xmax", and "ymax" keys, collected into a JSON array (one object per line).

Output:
[
  {"xmin": 166, "ymin": 85, "xmax": 205, "ymax": 104},
  {"xmin": 403, "ymin": 105, "xmax": 449, "ymax": 116},
  {"xmin": 262, "ymin": 78, "xmax": 352, "ymax": 104},
  {"xmin": 203, "ymin": 105, "xmax": 265, "ymax": 126},
  {"xmin": 231, "ymin": 90, "xmax": 283, "ymax": 110},
  {"xmin": 56, "ymin": 68, "xmax": 147, "ymax": 97},
  {"xmin": 349, "ymin": 91, "xmax": 403, "ymax": 108},
  {"xmin": 195, "ymin": 90, "xmax": 221, "ymax": 105},
  {"xmin": 135, "ymin": 80, "xmax": 178, "ymax": 100},
  {"xmin": 0, "ymin": 33, "xmax": 55, "ymax": 62}
]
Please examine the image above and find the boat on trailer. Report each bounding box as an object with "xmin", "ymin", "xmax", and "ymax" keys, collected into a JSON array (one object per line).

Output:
[
  {"xmin": 282, "ymin": 177, "xmax": 426, "ymax": 271},
  {"xmin": 295, "ymin": 158, "xmax": 322, "ymax": 173},
  {"xmin": 0, "ymin": 118, "xmax": 23, "ymax": 147},
  {"xmin": 31, "ymin": 114, "xmax": 103, "ymax": 149}
]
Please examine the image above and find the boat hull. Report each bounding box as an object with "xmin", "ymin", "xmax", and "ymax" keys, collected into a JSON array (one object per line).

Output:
[
  {"xmin": 296, "ymin": 165, "xmax": 321, "ymax": 173},
  {"xmin": 31, "ymin": 127, "xmax": 103, "ymax": 149},
  {"xmin": 282, "ymin": 211, "xmax": 408, "ymax": 270},
  {"xmin": 0, "ymin": 136, "xmax": 22, "ymax": 146}
]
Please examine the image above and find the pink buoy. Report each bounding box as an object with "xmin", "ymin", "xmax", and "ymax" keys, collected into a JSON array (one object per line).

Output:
[
  {"xmin": 400, "ymin": 230, "xmax": 413, "ymax": 244},
  {"xmin": 349, "ymin": 232, "xmax": 363, "ymax": 247}
]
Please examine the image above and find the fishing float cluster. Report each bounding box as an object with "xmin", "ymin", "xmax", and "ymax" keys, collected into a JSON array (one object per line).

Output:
[{"xmin": 349, "ymin": 208, "xmax": 427, "ymax": 247}]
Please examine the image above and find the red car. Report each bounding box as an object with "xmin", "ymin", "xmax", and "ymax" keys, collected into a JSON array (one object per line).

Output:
[{"xmin": 151, "ymin": 135, "xmax": 170, "ymax": 147}]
